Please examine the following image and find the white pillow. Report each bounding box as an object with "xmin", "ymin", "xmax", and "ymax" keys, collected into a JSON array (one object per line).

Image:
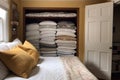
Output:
[
  {"xmin": 6, "ymin": 38, "xmax": 22, "ymax": 49},
  {"xmin": 39, "ymin": 21, "xmax": 57, "ymax": 25},
  {"xmin": 0, "ymin": 43, "xmax": 9, "ymax": 51}
]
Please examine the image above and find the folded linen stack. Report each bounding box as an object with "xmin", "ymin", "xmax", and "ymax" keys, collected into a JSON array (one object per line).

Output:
[
  {"xmin": 25, "ymin": 23, "xmax": 40, "ymax": 50},
  {"xmin": 56, "ymin": 21, "xmax": 77, "ymax": 56},
  {"xmin": 39, "ymin": 21, "xmax": 57, "ymax": 57}
]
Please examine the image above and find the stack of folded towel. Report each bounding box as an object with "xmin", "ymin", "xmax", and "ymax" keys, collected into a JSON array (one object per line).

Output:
[
  {"xmin": 39, "ymin": 21, "xmax": 57, "ymax": 56},
  {"xmin": 56, "ymin": 21, "xmax": 77, "ymax": 56},
  {"xmin": 25, "ymin": 23, "xmax": 40, "ymax": 50}
]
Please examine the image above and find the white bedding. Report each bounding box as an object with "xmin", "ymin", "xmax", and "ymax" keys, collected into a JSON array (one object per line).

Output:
[
  {"xmin": 5, "ymin": 57, "xmax": 67, "ymax": 80},
  {"xmin": 5, "ymin": 57, "xmax": 98, "ymax": 80}
]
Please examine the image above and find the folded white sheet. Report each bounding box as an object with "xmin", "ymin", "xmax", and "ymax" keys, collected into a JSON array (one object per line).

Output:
[
  {"xmin": 26, "ymin": 23, "xmax": 39, "ymax": 31},
  {"xmin": 56, "ymin": 40, "xmax": 77, "ymax": 44},
  {"xmin": 57, "ymin": 28, "xmax": 76, "ymax": 33},
  {"xmin": 26, "ymin": 31, "xmax": 40, "ymax": 37},
  {"xmin": 39, "ymin": 21, "xmax": 57, "ymax": 26},
  {"xmin": 39, "ymin": 28, "xmax": 56, "ymax": 31},
  {"xmin": 40, "ymin": 33, "xmax": 55, "ymax": 38},
  {"xmin": 56, "ymin": 32, "xmax": 76, "ymax": 37},
  {"xmin": 39, "ymin": 25, "xmax": 56, "ymax": 29},
  {"xmin": 26, "ymin": 35, "xmax": 40, "ymax": 40}
]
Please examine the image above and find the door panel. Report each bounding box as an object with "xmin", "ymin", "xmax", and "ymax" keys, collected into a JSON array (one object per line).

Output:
[{"xmin": 85, "ymin": 2, "xmax": 113, "ymax": 80}]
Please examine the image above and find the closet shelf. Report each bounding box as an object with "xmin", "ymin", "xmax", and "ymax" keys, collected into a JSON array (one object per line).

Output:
[{"xmin": 23, "ymin": 8, "xmax": 79, "ymax": 56}]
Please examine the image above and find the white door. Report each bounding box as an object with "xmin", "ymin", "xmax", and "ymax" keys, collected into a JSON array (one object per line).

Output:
[{"xmin": 85, "ymin": 2, "xmax": 113, "ymax": 80}]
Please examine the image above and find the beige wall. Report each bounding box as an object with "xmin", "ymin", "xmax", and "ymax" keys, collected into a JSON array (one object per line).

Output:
[{"xmin": 17, "ymin": 0, "xmax": 107, "ymax": 61}]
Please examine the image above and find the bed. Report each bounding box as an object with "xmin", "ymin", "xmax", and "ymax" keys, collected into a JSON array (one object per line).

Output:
[
  {"xmin": 0, "ymin": 39, "xmax": 98, "ymax": 80},
  {"xmin": 5, "ymin": 56, "xmax": 98, "ymax": 80}
]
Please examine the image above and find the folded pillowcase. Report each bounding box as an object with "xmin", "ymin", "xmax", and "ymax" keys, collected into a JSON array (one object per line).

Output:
[{"xmin": 0, "ymin": 47, "xmax": 35, "ymax": 78}]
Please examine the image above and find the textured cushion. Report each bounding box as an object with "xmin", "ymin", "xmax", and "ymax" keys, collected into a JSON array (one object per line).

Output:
[{"xmin": 0, "ymin": 47, "xmax": 35, "ymax": 78}]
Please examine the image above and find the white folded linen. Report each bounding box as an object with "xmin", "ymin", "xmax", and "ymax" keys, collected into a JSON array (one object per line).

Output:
[
  {"xmin": 41, "ymin": 54, "xmax": 57, "ymax": 57},
  {"xmin": 58, "ymin": 21, "xmax": 75, "ymax": 26},
  {"xmin": 27, "ymin": 39, "xmax": 39, "ymax": 44},
  {"xmin": 40, "ymin": 31, "xmax": 56, "ymax": 34},
  {"xmin": 26, "ymin": 31, "xmax": 40, "ymax": 37},
  {"xmin": 57, "ymin": 43, "xmax": 76, "ymax": 47},
  {"xmin": 39, "ymin": 25, "xmax": 56, "ymax": 29},
  {"xmin": 40, "ymin": 36, "xmax": 55, "ymax": 41},
  {"xmin": 40, "ymin": 33, "xmax": 55, "ymax": 38},
  {"xmin": 41, "ymin": 51, "xmax": 57, "ymax": 54},
  {"xmin": 40, "ymin": 40, "xmax": 55, "ymax": 45},
  {"xmin": 26, "ymin": 12, "xmax": 77, "ymax": 17},
  {"xmin": 26, "ymin": 35, "xmax": 40, "ymax": 40},
  {"xmin": 39, "ymin": 28, "xmax": 56, "ymax": 31},
  {"xmin": 26, "ymin": 23, "xmax": 39, "ymax": 31},
  {"xmin": 57, "ymin": 46, "xmax": 76, "ymax": 49},
  {"xmin": 56, "ymin": 32, "xmax": 76, "ymax": 37},
  {"xmin": 39, "ymin": 21, "xmax": 57, "ymax": 26},
  {"xmin": 40, "ymin": 48, "xmax": 57, "ymax": 51},
  {"xmin": 57, "ymin": 49, "xmax": 76, "ymax": 54},
  {"xmin": 40, "ymin": 39, "xmax": 55, "ymax": 42},
  {"xmin": 55, "ymin": 40, "xmax": 77, "ymax": 44},
  {"xmin": 56, "ymin": 28, "xmax": 76, "ymax": 33}
]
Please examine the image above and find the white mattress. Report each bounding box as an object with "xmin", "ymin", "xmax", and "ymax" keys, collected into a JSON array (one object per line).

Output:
[{"xmin": 5, "ymin": 57, "xmax": 67, "ymax": 80}]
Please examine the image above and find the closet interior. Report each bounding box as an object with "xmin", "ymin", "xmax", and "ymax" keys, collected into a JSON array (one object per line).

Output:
[
  {"xmin": 112, "ymin": 4, "xmax": 120, "ymax": 76},
  {"xmin": 23, "ymin": 8, "xmax": 79, "ymax": 57}
]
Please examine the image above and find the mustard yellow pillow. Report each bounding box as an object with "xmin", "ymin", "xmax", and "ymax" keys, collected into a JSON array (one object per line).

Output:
[
  {"xmin": 23, "ymin": 41, "xmax": 38, "ymax": 52},
  {"xmin": 19, "ymin": 40, "xmax": 40, "ymax": 65},
  {"xmin": 0, "ymin": 47, "xmax": 34, "ymax": 78},
  {"xmin": 18, "ymin": 45, "xmax": 39, "ymax": 66}
]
